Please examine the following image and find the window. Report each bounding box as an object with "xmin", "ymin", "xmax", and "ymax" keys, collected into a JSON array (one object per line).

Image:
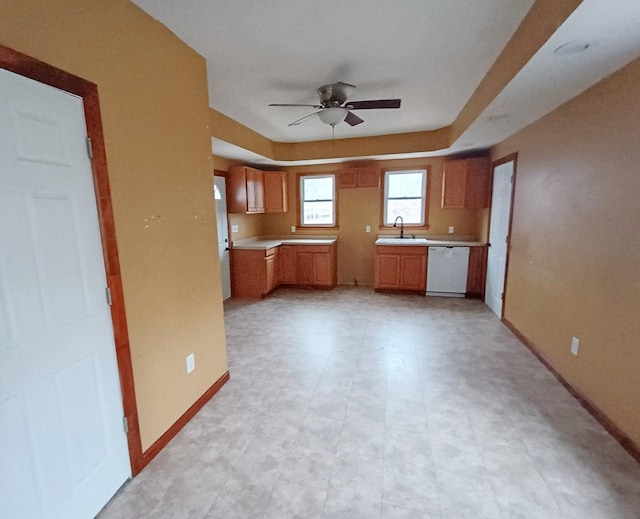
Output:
[
  {"xmin": 300, "ymin": 174, "xmax": 336, "ymax": 226},
  {"xmin": 383, "ymin": 169, "xmax": 428, "ymax": 225}
]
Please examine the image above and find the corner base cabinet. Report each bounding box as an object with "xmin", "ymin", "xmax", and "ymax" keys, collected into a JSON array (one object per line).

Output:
[
  {"xmin": 234, "ymin": 243, "xmax": 337, "ymax": 299},
  {"xmin": 374, "ymin": 246, "xmax": 427, "ymax": 293}
]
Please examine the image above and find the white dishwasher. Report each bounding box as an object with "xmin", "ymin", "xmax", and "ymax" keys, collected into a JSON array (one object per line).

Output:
[{"xmin": 426, "ymin": 247, "xmax": 469, "ymax": 297}]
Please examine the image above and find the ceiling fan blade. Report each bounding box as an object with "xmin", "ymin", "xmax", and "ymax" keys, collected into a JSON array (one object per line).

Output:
[
  {"xmin": 344, "ymin": 111, "xmax": 364, "ymax": 126},
  {"xmin": 269, "ymin": 103, "xmax": 323, "ymax": 108},
  {"xmin": 288, "ymin": 111, "xmax": 322, "ymax": 126},
  {"xmin": 346, "ymin": 99, "xmax": 402, "ymax": 110}
]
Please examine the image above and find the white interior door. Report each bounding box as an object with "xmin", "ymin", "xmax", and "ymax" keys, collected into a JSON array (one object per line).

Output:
[
  {"xmin": 485, "ymin": 160, "xmax": 514, "ymax": 317},
  {"xmin": 0, "ymin": 69, "xmax": 130, "ymax": 519},
  {"xmin": 214, "ymin": 176, "xmax": 231, "ymax": 300}
]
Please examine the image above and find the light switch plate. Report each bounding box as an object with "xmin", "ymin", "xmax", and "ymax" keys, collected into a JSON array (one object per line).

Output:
[
  {"xmin": 231, "ymin": 225, "xmax": 239, "ymax": 233},
  {"xmin": 365, "ymin": 225, "xmax": 371, "ymax": 233},
  {"xmin": 186, "ymin": 353, "xmax": 195, "ymax": 374},
  {"xmin": 571, "ymin": 337, "xmax": 580, "ymax": 356}
]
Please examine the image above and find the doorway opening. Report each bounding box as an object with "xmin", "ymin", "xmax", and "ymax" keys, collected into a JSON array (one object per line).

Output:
[{"xmin": 485, "ymin": 154, "xmax": 517, "ymax": 318}]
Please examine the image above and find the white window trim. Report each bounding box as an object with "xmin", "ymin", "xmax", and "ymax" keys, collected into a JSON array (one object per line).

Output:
[
  {"xmin": 383, "ymin": 169, "xmax": 428, "ymax": 226},
  {"xmin": 299, "ymin": 174, "xmax": 336, "ymax": 227}
]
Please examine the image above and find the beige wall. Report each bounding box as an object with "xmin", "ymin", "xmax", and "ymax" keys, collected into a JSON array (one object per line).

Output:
[
  {"xmin": 1, "ymin": 0, "xmax": 228, "ymax": 450},
  {"xmin": 493, "ymin": 57, "xmax": 640, "ymax": 446},
  {"xmin": 261, "ymin": 157, "xmax": 483, "ymax": 285}
]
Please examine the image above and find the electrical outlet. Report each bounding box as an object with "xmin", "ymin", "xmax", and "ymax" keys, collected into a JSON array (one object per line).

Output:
[
  {"xmin": 186, "ymin": 353, "xmax": 195, "ymax": 374},
  {"xmin": 231, "ymin": 225, "xmax": 239, "ymax": 233},
  {"xmin": 448, "ymin": 226, "xmax": 455, "ymax": 234},
  {"xmin": 291, "ymin": 226, "xmax": 296, "ymax": 233},
  {"xmin": 571, "ymin": 337, "xmax": 580, "ymax": 356},
  {"xmin": 365, "ymin": 225, "xmax": 371, "ymax": 233}
]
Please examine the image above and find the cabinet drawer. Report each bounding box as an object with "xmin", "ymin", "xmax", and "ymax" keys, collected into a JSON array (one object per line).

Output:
[
  {"xmin": 293, "ymin": 245, "xmax": 331, "ymax": 254},
  {"xmin": 375, "ymin": 245, "xmax": 427, "ymax": 256}
]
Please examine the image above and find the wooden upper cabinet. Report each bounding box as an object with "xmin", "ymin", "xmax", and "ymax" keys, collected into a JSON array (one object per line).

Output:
[
  {"xmin": 246, "ymin": 167, "xmax": 264, "ymax": 213},
  {"xmin": 441, "ymin": 157, "xmax": 490, "ymax": 209},
  {"xmin": 441, "ymin": 160, "xmax": 467, "ymax": 209},
  {"xmin": 228, "ymin": 166, "xmax": 264, "ymax": 214},
  {"xmin": 263, "ymin": 171, "xmax": 288, "ymax": 213},
  {"xmin": 464, "ymin": 158, "xmax": 491, "ymax": 209},
  {"xmin": 337, "ymin": 167, "xmax": 380, "ymax": 189}
]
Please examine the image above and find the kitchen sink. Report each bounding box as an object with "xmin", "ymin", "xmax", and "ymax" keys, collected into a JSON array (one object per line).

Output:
[{"xmin": 375, "ymin": 237, "xmax": 428, "ymax": 246}]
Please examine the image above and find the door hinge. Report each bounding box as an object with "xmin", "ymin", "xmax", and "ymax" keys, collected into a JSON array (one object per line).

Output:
[
  {"xmin": 86, "ymin": 137, "xmax": 93, "ymax": 159},
  {"xmin": 106, "ymin": 287, "xmax": 112, "ymax": 306},
  {"xmin": 123, "ymin": 416, "xmax": 129, "ymax": 434}
]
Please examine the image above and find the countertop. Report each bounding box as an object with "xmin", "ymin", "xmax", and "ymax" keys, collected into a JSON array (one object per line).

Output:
[
  {"xmin": 375, "ymin": 235, "xmax": 486, "ymax": 247},
  {"xmin": 232, "ymin": 235, "xmax": 338, "ymax": 250}
]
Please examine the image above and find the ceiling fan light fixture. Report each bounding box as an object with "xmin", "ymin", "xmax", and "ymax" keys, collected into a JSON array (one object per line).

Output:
[{"xmin": 318, "ymin": 107, "xmax": 348, "ymax": 126}]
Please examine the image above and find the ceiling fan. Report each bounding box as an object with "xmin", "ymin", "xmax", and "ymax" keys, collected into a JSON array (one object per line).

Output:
[{"xmin": 269, "ymin": 82, "xmax": 401, "ymax": 127}]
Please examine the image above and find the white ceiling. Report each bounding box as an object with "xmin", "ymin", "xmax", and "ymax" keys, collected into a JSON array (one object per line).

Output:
[{"xmin": 131, "ymin": 0, "xmax": 640, "ymax": 165}]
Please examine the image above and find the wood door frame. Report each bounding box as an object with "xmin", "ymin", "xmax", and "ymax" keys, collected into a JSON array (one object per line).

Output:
[
  {"xmin": 487, "ymin": 152, "xmax": 518, "ymax": 320},
  {"xmin": 213, "ymin": 170, "xmax": 233, "ymax": 301},
  {"xmin": 0, "ymin": 44, "xmax": 144, "ymax": 475}
]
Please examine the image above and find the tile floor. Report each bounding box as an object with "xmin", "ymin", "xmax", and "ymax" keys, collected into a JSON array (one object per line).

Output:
[{"xmin": 99, "ymin": 287, "xmax": 640, "ymax": 519}]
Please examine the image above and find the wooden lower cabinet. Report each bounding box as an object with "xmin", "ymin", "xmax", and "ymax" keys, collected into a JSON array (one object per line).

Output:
[
  {"xmin": 287, "ymin": 244, "xmax": 337, "ymax": 287},
  {"xmin": 374, "ymin": 245, "xmax": 427, "ymax": 293},
  {"xmin": 231, "ymin": 247, "xmax": 278, "ymax": 298},
  {"xmin": 235, "ymin": 243, "xmax": 337, "ymax": 298},
  {"xmin": 277, "ymin": 245, "xmax": 296, "ymax": 284},
  {"xmin": 466, "ymin": 246, "xmax": 488, "ymax": 298}
]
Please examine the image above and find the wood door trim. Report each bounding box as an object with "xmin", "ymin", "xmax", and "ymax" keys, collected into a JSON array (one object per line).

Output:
[
  {"xmin": 141, "ymin": 371, "xmax": 230, "ymax": 466},
  {"xmin": 0, "ymin": 44, "xmax": 144, "ymax": 474},
  {"xmin": 503, "ymin": 318, "xmax": 640, "ymax": 466},
  {"xmin": 488, "ymin": 153, "xmax": 518, "ymax": 319}
]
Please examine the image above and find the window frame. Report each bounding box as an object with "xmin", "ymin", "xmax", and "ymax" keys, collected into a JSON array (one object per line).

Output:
[
  {"xmin": 380, "ymin": 168, "xmax": 430, "ymax": 229},
  {"xmin": 298, "ymin": 173, "xmax": 338, "ymax": 228}
]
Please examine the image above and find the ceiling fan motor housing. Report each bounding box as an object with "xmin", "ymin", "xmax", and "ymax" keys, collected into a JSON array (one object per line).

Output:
[{"xmin": 317, "ymin": 83, "xmax": 354, "ymax": 106}]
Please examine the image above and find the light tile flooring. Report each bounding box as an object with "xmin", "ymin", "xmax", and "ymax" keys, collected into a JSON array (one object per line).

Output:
[{"xmin": 99, "ymin": 287, "xmax": 640, "ymax": 519}]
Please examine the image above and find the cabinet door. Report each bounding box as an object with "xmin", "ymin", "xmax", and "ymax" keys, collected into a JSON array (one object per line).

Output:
[
  {"xmin": 466, "ymin": 246, "xmax": 488, "ymax": 297},
  {"xmin": 313, "ymin": 253, "xmax": 331, "ymax": 286},
  {"xmin": 399, "ymin": 254, "xmax": 427, "ymax": 291},
  {"xmin": 337, "ymin": 170, "xmax": 357, "ymax": 189},
  {"xmin": 357, "ymin": 167, "xmax": 380, "ymax": 188},
  {"xmin": 278, "ymin": 245, "xmax": 296, "ymax": 284},
  {"xmin": 227, "ymin": 166, "xmax": 248, "ymax": 214},
  {"xmin": 295, "ymin": 251, "xmax": 315, "ymax": 284},
  {"xmin": 441, "ymin": 160, "xmax": 467, "ymax": 209},
  {"xmin": 375, "ymin": 254, "xmax": 401, "ymax": 288},
  {"xmin": 246, "ymin": 168, "xmax": 264, "ymax": 213},
  {"xmin": 464, "ymin": 157, "xmax": 490, "ymax": 209},
  {"xmin": 264, "ymin": 171, "xmax": 288, "ymax": 213},
  {"xmin": 265, "ymin": 253, "xmax": 276, "ymax": 293}
]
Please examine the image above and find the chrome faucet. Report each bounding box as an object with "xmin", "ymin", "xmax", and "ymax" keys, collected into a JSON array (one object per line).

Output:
[{"xmin": 393, "ymin": 216, "xmax": 404, "ymax": 238}]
